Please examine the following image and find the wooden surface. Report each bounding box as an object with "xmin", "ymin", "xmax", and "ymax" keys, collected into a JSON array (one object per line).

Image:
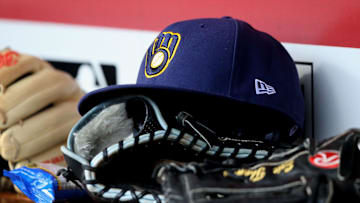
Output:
[{"xmin": 0, "ymin": 192, "xmax": 33, "ymax": 203}]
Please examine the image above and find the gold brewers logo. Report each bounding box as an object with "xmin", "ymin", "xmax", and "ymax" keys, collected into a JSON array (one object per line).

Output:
[{"xmin": 145, "ymin": 31, "xmax": 181, "ymax": 78}]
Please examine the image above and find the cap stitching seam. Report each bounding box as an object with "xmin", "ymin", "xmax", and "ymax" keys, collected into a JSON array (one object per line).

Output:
[{"xmin": 228, "ymin": 18, "xmax": 239, "ymax": 96}]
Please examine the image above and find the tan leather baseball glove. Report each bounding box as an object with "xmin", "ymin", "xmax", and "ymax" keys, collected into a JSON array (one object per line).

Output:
[{"xmin": 0, "ymin": 49, "xmax": 83, "ymax": 167}]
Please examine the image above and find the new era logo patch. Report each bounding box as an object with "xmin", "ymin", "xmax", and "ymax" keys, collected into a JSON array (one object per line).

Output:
[{"xmin": 255, "ymin": 79, "xmax": 276, "ymax": 95}]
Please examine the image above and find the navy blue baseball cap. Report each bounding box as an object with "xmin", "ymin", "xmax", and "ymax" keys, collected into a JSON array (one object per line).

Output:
[{"xmin": 79, "ymin": 17, "xmax": 305, "ymax": 136}]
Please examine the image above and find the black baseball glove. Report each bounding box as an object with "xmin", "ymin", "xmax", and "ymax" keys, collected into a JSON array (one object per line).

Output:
[
  {"xmin": 59, "ymin": 94, "xmax": 299, "ymax": 202},
  {"xmin": 156, "ymin": 129, "xmax": 360, "ymax": 203}
]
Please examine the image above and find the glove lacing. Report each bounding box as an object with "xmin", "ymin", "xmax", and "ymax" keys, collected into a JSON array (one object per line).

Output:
[{"xmin": 56, "ymin": 167, "xmax": 84, "ymax": 189}]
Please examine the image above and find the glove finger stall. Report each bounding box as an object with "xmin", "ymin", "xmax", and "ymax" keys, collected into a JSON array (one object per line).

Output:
[
  {"xmin": 0, "ymin": 49, "xmax": 52, "ymax": 94},
  {"xmin": 0, "ymin": 100, "xmax": 81, "ymax": 162},
  {"xmin": 0, "ymin": 68, "xmax": 81, "ymax": 129}
]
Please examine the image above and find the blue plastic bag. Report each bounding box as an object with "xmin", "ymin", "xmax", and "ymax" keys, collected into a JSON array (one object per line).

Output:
[{"xmin": 3, "ymin": 163, "xmax": 89, "ymax": 203}]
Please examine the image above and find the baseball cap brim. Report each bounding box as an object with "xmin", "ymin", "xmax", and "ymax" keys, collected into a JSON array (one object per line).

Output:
[
  {"xmin": 79, "ymin": 84, "xmax": 275, "ymax": 116},
  {"xmin": 78, "ymin": 84, "xmax": 298, "ymax": 134}
]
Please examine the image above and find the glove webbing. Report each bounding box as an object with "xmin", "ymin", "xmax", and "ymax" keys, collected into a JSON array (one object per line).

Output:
[{"xmin": 64, "ymin": 127, "xmax": 275, "ymax": 202}]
